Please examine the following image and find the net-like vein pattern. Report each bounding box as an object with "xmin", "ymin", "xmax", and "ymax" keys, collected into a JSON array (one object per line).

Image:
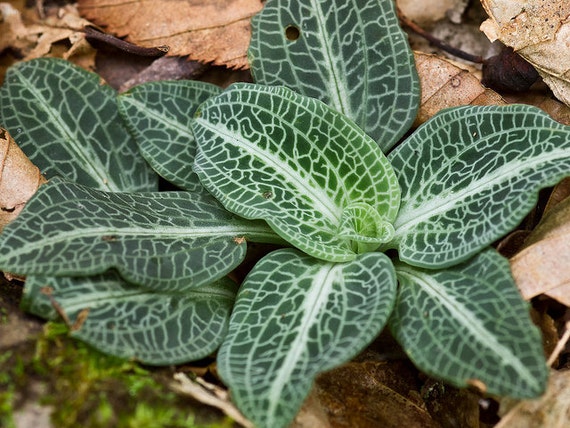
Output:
[
  {"xmin": 217, "ymin": 249, "xmax": 396, "ymax": 428},
  {"xmin": 250, "ymin": 0, "xmax": 419, "ymax": 151},
  {"xmin": 391, "ymin": 250, "xmax": 548, "ymax": 398},
  {"xmin": 0, "ymin": 179, "xmax": 277, "ymax": 290},
  {"xmin": 22, "ymin": 273, "xmax": 236, "ymax": 365},
  {"xmin": 388, "ymin": 105, "xmax": 570, "ymax": 268},
  {"xmin": 0, "ymin": 58, "xmax": 157, "ymax": 192},
  {"xmin": 118, "ymin": 80, "xmax": 221, "ymax": 192},
  {"xmin": 192, "ymin": 83, "xmax": 400, "ymax": 262}
]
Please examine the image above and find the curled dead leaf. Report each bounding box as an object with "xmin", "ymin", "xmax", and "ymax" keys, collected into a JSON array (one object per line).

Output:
[
  {"xmin": 481, "ymin": 1, "xmax": 570, "ymax": 106},
  {"xmin": 77, "ymin": 0, "xmax": 264, "ymax": 69},
  {"xmin": 0, "ymin": 128, "xmax": 47, "ymax": 230},
  {"xmin": 510, "ymin": 194, "xmax": 570, "ymax": 306},
  {"xmin": 413, "ymin": 52, "xmax": 505, "ymax": 125}
]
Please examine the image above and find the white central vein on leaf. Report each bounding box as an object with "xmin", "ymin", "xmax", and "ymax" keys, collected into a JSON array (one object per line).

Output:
[
  {"xmin": 195, "ymin": 118, "xmax": 341, "ymax": 224},
  {"xmin": 398, "ymin": 266, "xmax": 538, "ymax": 387},
  {"xmin": 18, "ymin": 72, "xmax": 120, "ymax": 192},
  {"xmin": 267, "ymin": 263, "xmax": 341, "ymax": 416}
]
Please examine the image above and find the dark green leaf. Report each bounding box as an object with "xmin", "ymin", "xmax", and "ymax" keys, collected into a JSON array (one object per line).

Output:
[
  {"xmin": 22, "ymin": 273, "xmax": 236, "ymax": 365},
  {"xmin": 250, "ymin": 0, "xmax": 419, "ymax": 151},
  {"xmin": 218, "ymin": 249, "xmax": 397, "ymax": 427},
  {"xmin": 391, "ymin": 250, "xmax": 548, "ymax": 398},
  {"xmin": 118, "ymin": 80, "xmax": 221, "ymax": 191},
  {"xmin": 0, "ymin": 58, "xmax": 157, "ymax": 192}
]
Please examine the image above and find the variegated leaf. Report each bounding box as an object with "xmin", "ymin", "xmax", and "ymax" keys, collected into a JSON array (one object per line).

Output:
[
  {"xmin": 218, "ymin": 249, "xmax": 397, "ymax": 428},
  {"xmin": 0, "ymin": 179, "xmax": 279, "ymax": 290},
  {"xmin": 388, "ymin": 105, "xmax": 570, "ymax": 268},
  {"xmin": 249, "ymin": 0, "xmax": 420, "ymax": 151},
  {"xmin": 391, "ymin": 250, "xmax": 548, "ymax": 398},
  {"xmin": 192, "ymin": 83, "xmax": 400, "ymax": 262}
]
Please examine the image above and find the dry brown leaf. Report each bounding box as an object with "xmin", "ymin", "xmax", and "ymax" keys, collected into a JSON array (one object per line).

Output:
[
  {"xmin": 77, "ymin": 0, "xmax": 264, "ymax": 69},
  {"xmin": 398, "ymin": 0, "xmax": 468, "ymax": 25},
  {"xmin": 413, "ymin": 52, "xmax": 505, "ymax": 125},
  {"xmin": 0, "ymin": 3, "xmax": 96, "ymax": 82},
  {"xmin": 510, "ymin": 195, "xmax": 570, "ymax": 306},
  {"xmin": 481, "ymin": 1, "xmax": 570, "ymax": 106},
  {"xmin": 0, "ymin": 128, "xmax": 46, "ymax": 230},
  {"xmin": 0, "ymin": 2, "xmax": 40, "ymax": 54},
  {"xmin": 496, "ymin": 370, "xmax": 570, "ymax": 428}
]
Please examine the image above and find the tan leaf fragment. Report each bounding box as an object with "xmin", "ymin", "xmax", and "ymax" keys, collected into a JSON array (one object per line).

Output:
[
  {"xmin": 0, "ymin": 128, "xmax": 47, "ymax": 230},
  {"xmin": 481, "ymin": 1, "xmax": 570, "ymax": 106},
  {"xmin": 510, "ymin": 195, "xmax": 570, "ymax": 305},
  {"xmin": 0, "ymin": 2, "xmax": 40, "ymax": 54},
  {"xmin": 77, "ymin": 0, "xmax": 264, "ymax": 69},
  {"xmin": 496, "ymin": 370, "xmax": 570, "ymax": 428},
  {"xmin": 413, "ymin": 52, "xmax": 505, "ymax": 125},
  {"xmin": 24, "ymin": 5, "xmax": 95, "ymax": 62},
  {"xmin": 0, "ymin": 3, "xmax": 96, "ymax": 82}
]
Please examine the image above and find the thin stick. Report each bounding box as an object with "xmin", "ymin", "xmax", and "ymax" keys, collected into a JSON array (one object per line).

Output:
[
  {"xmin": 397, "ymin": 7, "xmax": 483, "ymax": 64},
  {"xmin": 547, "ymin": 320, "xmax": 570, "ymax": 367}
]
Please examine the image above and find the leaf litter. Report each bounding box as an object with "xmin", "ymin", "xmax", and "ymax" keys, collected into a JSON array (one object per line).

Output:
[
  {"xmin": 1, "ymin": 1, "xmax": 570, "ymax": 427},
  {"xmin": 77, "ymin": 0, "xmax": 264, "ymax": 69}
]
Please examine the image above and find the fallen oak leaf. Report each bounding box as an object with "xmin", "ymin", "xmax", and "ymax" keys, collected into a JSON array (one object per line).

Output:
[
  {"xmin": 77, "ymin": 0, "xmax": 264, "ymax": 69},
  {"xmin": 480, "ymin": 0, "xmax": 570, "ymax": 106},
  {"xmin": 0, "ymin": 128, "xmax": 47, "ymax": 230},
  {"xmin": 413, "ymin": 52, "xmax": 505, "ymax": 125},
  {"xmin": 510, "ymin": 194, "xmax": 570, "ymax": 306}
]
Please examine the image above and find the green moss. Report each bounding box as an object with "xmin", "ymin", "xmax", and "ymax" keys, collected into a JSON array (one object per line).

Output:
[{"xmin": 1, "ymin": 322, "xmax": 231, "ymax": 428}]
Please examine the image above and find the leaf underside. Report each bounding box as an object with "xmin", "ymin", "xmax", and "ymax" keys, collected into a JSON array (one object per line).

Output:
[
  {"xmin": 0, "ymin": 179, "xmax": 278, "ymax": 290},
  {"xmin": 217, "ymin": 248, "xmax": 397, "ymax": 428},
  {"xmin": 391, "ymin": 250, "xmax": 548, "ymax": 398},
  {"xmin": 249, "ymin": 0, "xmax": 419, "ymax": 151},
  {"xmin": 0, "ymin": 58, "xmax": 157, "ymax": 192},
  {"xmin": 388, "ymin": 104, "xmax": 570, "ymax": 268},
  {"xmin": 192, "ymin": 83, "xmax": 400, "ymax": 262},
  {"xmin": 22, "ymin": 273, "xmax": 236, "ymax": 365},
  {"xmin": 118, "ymin": 80, "xmax": 222, "ymax": 192}
]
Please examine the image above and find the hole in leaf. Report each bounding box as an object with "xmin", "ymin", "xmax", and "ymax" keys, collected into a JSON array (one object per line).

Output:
[{"xmin": 285, "ymin": 25, "xmax": 300, "ymax": 41}]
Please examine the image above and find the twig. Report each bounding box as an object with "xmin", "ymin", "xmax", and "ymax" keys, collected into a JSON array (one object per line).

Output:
[
  {"xmin": 397, "ymin": 7, "xmax": 483, "ymax": 64},
  {"xmin": 84, "ymin": 26, "xmax": 169, "ymax": 57},
  {"xmin": 547, "ymin": 320, "xmax": 570, "ymax": 367}
]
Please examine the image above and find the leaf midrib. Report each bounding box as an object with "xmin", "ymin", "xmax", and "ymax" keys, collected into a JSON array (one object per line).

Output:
[
  {"xmin": 310, "ymin": 0, "xmax": 350, "ymax": 118},
  {"xmin": 397, "ymin": 266, "xmax": 538, "ymax": 387},
  {"xmin": 393, "ymin": 148, "xmax": 569, "ymax": 236},
  {"xmin": 59, "ymin": 286, "xmax": 234, "ymax": 314},
  {"xmin": 1, "ymin": 224, "xmax": 267, "ymax": 259},
  {"xmin": 267, "ymin": 262, "xmax": 341, "ymax": 418},
  {"xmin": 195, "ymin": 117, "xmax": 342, "ymax": 224},
  {"xmin": 17, "ymin": 70, "xmax": 120, "ymax": 192},
  {"xmin": 121, "ymin": 97, "xmax": 195, "ymax": 137}
]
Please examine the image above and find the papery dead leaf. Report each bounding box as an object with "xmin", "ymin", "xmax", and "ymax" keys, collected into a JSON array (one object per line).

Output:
[
  {"xmin": 25, "ymin": 5, "xmax": 95, "ymax": 62},
  {"xmin": 510, "ymin": 195, "xmax": 570, "ymax": 306},
  {"xmin": 481, "ymin": 1, "xmax": 570, "ymax": 106},
  {"xmin": 0, "ymin": 3, "xmax": 95, "ymax": 82},
  {"xmin": 0, "ymin": 2, "xmax": 39, "ymax": 54},
  {"xmin": 413, "ymin": 52, "xmax": 505, "ymax": 125},
  {"xmin": 77, "ymin": 0, "xmax": 264, "ymax": 69},
  {"xmin": 496, "ymin": 370, "xmax": 570, "ymax": 428},
  {"xmin": 0, "ymin": 128, "xmax": 46, "ymax": 230}
]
